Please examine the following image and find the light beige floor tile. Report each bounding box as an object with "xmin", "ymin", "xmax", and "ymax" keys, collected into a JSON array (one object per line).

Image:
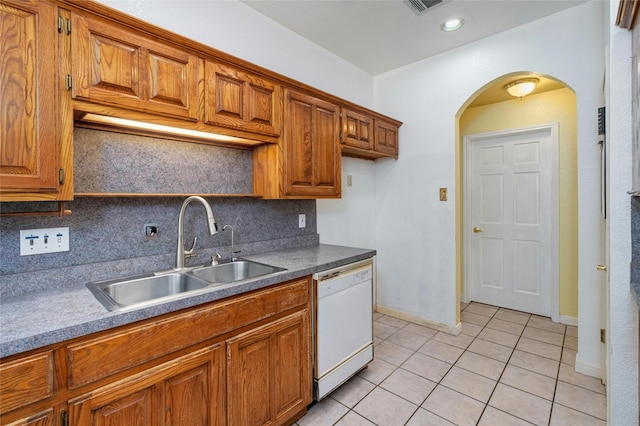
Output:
[
  {"xmin": 565, "ymin": 325, "xmax": 578, "ymax": 337},
  {"xmin": 464, "ymin": 303, "xmax": 499, "ymax": 317},
  {"xmin": 478, "ymin": 327, "xmax": 520, "ymax": 348},
  {"xmin": 461, "ymin": 321, "xmax": 484, "ymax": 337},
  {"xmin": 380, "ymin": 367, "xmax": 436, "ymax": 405},
  {"xmin": 441, "ymin": 366, "xmax": 497, "ymax": 403},
  {"xmin": 422, "ymin": 385, "xmax": 485, "ymax": 426},
  {"xmin": 487, "ymin": 318, "xmax": 526, "ymax": 336},
  {"xmin": 563, "ymin": 335, "xmax": 578, "ymax": 350},
  {"xmin": 357, "ymin": 358, "xmax": 396, "ymax": 385},
  {"xmin": 402, "ymin": 352, "xmax": 452, "ymax": 382},
  {"xmin": 527, "ymin": 316, "xmax": 566, "ymax": 334},
  {"xmin": 460, "ymin": 301, "xmax": 470, "ymax": 311},
  {"xmin": 489, "ymin": 383, "xmax": 552, "ymax": 426},
  {"xmin": 377, "ymin": 315, "xmax": 409, "ymax": 328},
  {"xmin": 334, "ymin": 411, "xmax": 376, "ymax": 426},
  {"xmin": 550, "ymin": 403, "xmax": 606, "ymax": 426},
  {"xmin": 402, "ymin": 322, "xmax": 439, "ymax": 338},
  {"xmin": 373, "ymin": 312, "xmax": 384, "ymax": 321},
  {"xmin": 455, "ymin": 351, "xmax": 506, "ymax": 381},
  {"xmin": 494, "ymin": 309, "xmax": 530, "ymax": 325},
  {"xmin": 509, "ymin": 349, "xmax": 560, "ymax": 378},
  {"xmin": 500, "ymin": 364, "xmax": 556, "ymax": 400},
  {"xmin": 522, "ymin": 326, "xmax": 565, "ymax": 346},
  {"xmin": 561, "ymin": 348, "xmax": 576, "ymax": 366},
  {"xmin": 554, "ymin": 381, "xmax": 606, "ymax": 420},
  {"xmin": 353, "ymin": 387, "xmax": 417, "ymax": 426},
  {"xmin": 478, "ymin": 406, "xmax": 534, "ymax": 426},
  {"xmin": 373, "ymin": 321, "xmax": 398, "ymax": 339},
  {"xmin": 329, "ymin": 375, "xmax": 375, "ymax": 408},
  {"xmin": 461, "ymin": 310, "xmax": 491, "ymax": 326},
  {"xmin": 406, "ymin": 408, "xmax": 455, "ymax": 425},
  {"xmin": 419, "ymin": 339, "xmax": 464, "ymax": 364},
  {"xmin": 432, "ymin": 331, "xmax": 475, "ymax": 349},
  {"xmin": 467, "ymin": 338, "xmax": 514, "ymax": 362},
  {"xmin": 558, "ymin": 363, "xmax": 606, "ymax": 395},
  {"xmin": 297, "ymin": 396, "xmax": 348, "ymax": 426},
  {"xmin": 516, "ymin": 337, "xmax": 562, "ymax": 361},
  {"xmin": 374, "ymin": 340, "xmax": 414, "ymax": 366},
  {"xmin": 387, "ymin": 328, "xmax": 430, "ymax": 351}
]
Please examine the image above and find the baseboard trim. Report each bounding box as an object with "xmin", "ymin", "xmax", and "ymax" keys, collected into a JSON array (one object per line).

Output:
[
  {"xmin": 575, "ymin": 352, "xmax": 603, "ymax": 379},
  {"xmin": 375, "ymin": 305, "xmax": 461, "ymax": 336},
  {"xmin": 559, "ymin": 315, "xmax": 578, "ymax": 326}
]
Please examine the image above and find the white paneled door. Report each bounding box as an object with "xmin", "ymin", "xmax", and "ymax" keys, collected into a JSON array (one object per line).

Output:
[{"xmin": 465, "ymin": 125, "xmax": 558, "ymax": 318}]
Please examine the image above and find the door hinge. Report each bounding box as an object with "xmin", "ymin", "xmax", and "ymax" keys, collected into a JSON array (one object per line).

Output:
[
  {"xmin": 61, "ymin": 410, "xmax": 68, "ymax": 426},
  {"xmin": 59, "ymin": 168, "xmax": 65, "ymax": 185},
  {"xmin": 65, "ymin": 75, "xmax": 72, "ymax": 91},
  {"xmin": 600, "ymin": 328, "xmax": 606, "ymax": 344}
]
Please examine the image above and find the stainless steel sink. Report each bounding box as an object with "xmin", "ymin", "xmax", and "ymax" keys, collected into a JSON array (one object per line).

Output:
[
  {"xmin": 86, "ymin": 272, "xmax": 210, "ymax": 312},
  {"xmin": 188, "ymin": 260, "xmax": 286, "ymax": 284}
]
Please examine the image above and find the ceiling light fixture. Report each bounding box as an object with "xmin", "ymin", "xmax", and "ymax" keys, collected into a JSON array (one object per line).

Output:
[
  {"xmin": 503, "ymin": 78, "xmax": 539, "ymax": 98},
  {"xmin": 441, "ymin": 18, "xmax": 464, "ymax": 32}
]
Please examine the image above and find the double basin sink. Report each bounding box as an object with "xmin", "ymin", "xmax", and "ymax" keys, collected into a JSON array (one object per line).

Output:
[{"xmin": 86, "ymin": 260, "xmax": 286, "ymax": 312}]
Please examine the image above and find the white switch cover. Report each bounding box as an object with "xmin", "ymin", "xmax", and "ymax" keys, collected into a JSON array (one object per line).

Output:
[
  {"xmin": 298, "ymin": 214, "xmax": 306, "ymax": 228},
  {"xmin": 20, "ymin": 227, "xmax": 69, "ymax": 256}
]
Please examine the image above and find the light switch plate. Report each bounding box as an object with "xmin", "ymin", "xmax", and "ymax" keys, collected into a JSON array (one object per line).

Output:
[
  {"xmin": 298, "ymin": 214, "xmax": 306, "ymax": 228},
  {"xmin": 439, "ymin": 188, "xmax": 448, "ymax": 201},
  {"xmin": 20, "ymin": 227, "xmax": 70, "ymax": 256}
]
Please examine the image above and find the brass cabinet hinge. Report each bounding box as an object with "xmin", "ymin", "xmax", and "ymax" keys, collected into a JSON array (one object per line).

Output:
[
  {"xmin": 600, "ymin": 328, "xmax": 606, "ymax": 344},
  {"xmin": 59, "ymin": 168, "xmax": 65, "ymax": 185},
  {"xmin": 61, "ymin": 410, "xmax": 69, "ymax": 426}
]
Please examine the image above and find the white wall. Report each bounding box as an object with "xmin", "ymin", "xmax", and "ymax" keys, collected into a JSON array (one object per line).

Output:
[
  {"xmin": 606, "ymin": 1, "xmax": 638, "ymax": 423},
  {"xmin": 373, "ymin": 0, "xmax": 606, "ymax": 365},
  {"xmin": 95, "ymin": 0, "xmax": 374, "ymax": 107}
]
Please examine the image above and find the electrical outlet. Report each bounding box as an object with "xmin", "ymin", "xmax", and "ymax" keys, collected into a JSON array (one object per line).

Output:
[
  {"xmin": 298, "ymin": 214, "xmax": 306, "ymax": 228},
  {"xmin": 20, "ymin": 227, "xmax": 69, "ymax": 256}
]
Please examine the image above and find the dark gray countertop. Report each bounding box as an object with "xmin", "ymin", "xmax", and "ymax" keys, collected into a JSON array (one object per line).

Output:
[{"xmin": 0, "ymin": 244, "xmax": 375, "ymax": 358}]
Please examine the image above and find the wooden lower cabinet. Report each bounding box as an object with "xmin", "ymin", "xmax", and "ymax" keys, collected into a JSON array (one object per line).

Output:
[
  {"xmin": 227, "ymin": 310, "xmax": 311, "ymax": 426},
  {"xmin": 68, "ymin": 345, "xmax": 223, "ymax": 426},
  {"xmin": 4, "ymin": 409, "xmax": 54, "ymax": 426}
]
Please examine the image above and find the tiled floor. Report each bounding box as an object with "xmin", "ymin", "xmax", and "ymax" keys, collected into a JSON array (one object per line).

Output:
[{"xmin": 295, "ymin": 302, "xmax": 606, "ymax": 426}]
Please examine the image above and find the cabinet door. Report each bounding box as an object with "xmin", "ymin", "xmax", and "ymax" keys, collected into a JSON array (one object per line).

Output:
[
  {"xmin": 72, "ymin": 14, "xmax": 199, "ymax": 120},
  {"xmin": 374, "ymin": 119, "xmax": 399, "ymax": 156},
  {"xmin": 0, "ymin": 1, "xmax": 60, "ymax": 194},
  {"xmin": 227, "ymin": 310, "xmax": 311, "ymax": 426},
  {"xmin": 4, "ymin": 409, "xmax": 54, "ymax": 426},
  {"xmin": 205, "ymin": 62, "xmax": 281, "ymax": 137},
  {"xmin": 341, "ymin": 108, "xmax": 373, "ymax": 150},
  {"xmin": 68, "ymin": 345, "xmax": 222, "ymax": 426},
  {"xmin": 283, "ymin": 89, "xmax": 340, "ymax": 198}
]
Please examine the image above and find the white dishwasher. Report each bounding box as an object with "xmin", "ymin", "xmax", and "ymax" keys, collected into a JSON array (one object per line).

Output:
[{"xmin": 313, "ymin": 258, "xmax": 374, "ymax": 400}]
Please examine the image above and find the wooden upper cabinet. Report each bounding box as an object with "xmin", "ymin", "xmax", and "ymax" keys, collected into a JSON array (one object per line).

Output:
[
  {"xmin": 374, "ymin": 118, "xmax": 399, "ymax": 156},
  {"xmin": 71, "ymin": 14, "xmax": 200, "ymax": 120},
  {"xmin": 0, "ymin": 0, "xmax": 72, "ymax": 200},
  {"xmin": 282, "ymin": 89, "xmax": 341, "ymax": 198},
  {"xmin": 341, "ymin": 108, "xmax": 373, "ymax": 150},
  {"xmin": 205, "ymin": 61, "xmax": 281, "ymax": 138}
]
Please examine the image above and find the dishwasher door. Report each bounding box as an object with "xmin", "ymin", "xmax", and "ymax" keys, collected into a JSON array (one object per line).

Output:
[{"xmin": 314, "ymin": 259, "xmax": 373, "ymax": 400}]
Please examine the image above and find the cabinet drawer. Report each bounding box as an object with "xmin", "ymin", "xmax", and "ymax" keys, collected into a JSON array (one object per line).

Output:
[
  {"xmin": 67, "ymin": 277, "xmax": 310, "ymax": 388},
  {"xmin": 0, "ymin": 351, "xmax": 53, "ymax": 414}
]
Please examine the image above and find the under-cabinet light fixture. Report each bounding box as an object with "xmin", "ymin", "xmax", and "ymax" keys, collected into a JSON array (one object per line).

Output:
[
  {"xmin": 80, "ymin": 113, "xmax": 263, "ymax": 145},
  {"xmin": 503, "ymin": 78, "xmax": 539, "ymax": 98}
]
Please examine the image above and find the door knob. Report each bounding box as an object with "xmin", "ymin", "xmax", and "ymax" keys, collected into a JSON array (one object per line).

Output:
[
  {"xmin": 473, "ymin": 227, "xmax": 484, "ymax": 233},
  {"xmin": 596, "ymin": 265, "xmax": 607, "ymax": 271}
]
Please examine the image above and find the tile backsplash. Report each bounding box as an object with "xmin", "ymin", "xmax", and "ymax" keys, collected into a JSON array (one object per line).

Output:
[{"xmin": 0, "ymin": 129, "xmax": 318, "ymax": 294}]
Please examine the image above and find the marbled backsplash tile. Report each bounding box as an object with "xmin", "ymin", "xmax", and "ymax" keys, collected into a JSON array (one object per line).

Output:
[
  {"xmin": 74, "ymin": 128, "xmax": 253, "ymax": 194},
  {"xmin": 0, "ymin": 197, "xmax": 317, "ymax": 276}
]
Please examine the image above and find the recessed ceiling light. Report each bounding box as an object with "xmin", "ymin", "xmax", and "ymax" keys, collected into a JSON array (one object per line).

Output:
[{"xmin": 441, "ymin": 18, "xmax": 464, "ymax": 32}]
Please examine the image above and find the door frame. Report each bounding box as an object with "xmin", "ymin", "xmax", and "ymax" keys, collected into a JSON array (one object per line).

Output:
[{"xmin": 462, "ymin": 123, "xmax": 560, "ymax": 322}]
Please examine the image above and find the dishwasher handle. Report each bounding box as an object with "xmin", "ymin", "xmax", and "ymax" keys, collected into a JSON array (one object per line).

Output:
[{"xmin": 316, "ymin": 271, "xmax": 340, "ymax": 281}]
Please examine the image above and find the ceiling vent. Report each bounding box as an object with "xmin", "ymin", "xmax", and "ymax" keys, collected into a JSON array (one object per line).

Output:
[{"xmin": 403, "ymin": 0, "xmax": 447, "ymax": 15}]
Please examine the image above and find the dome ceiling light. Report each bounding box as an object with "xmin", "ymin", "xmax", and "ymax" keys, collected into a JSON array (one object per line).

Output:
[
  {"xmin": 504, "ymin": 78, "xmax": 540, "ymax": 98},
  {"xmin": 441, "ymin": 17, "xmax": 464, "ymax": 32}
]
